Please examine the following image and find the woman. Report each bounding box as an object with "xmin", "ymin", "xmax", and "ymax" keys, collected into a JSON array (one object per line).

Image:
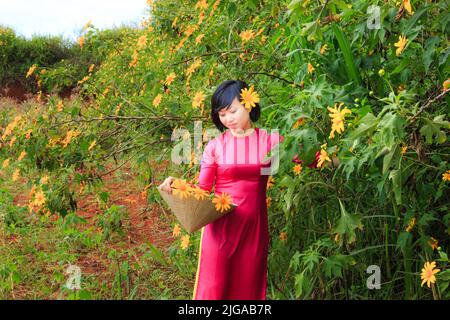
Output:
[{"xmin": 159, "ymin": 80, "xmax": 325, "ymax": 299}]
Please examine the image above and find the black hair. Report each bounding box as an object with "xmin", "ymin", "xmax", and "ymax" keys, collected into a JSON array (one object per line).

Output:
[{"xmin": 210, "ymin": 80, "xmax": 261, "ymax": 132}]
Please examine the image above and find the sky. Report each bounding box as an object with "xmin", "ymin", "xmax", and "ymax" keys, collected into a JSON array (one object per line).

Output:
[{"xmin": 0, "ymin": 0, "xmax": 150, "ymax": 41}]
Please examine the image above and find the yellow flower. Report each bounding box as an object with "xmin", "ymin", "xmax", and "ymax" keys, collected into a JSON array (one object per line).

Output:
[
  {"xmin": 195, "ymin": 0, "xmax": 208, "ymax": 10},
  {"xmin": 191, "ymin": 186, "xmax": 209, "ymax": 200},
  {"xmin": 192, "ymin": 91, "xmax": 206, "ymax": 108},
  {"xmin": 239, "ymin": 29, "xmax": 255, "ymax": 43},
  {"xmin": 172, "ymin": 224, "xmax": 181, "ymax": 237},
  {"xmin": 266, "ymin": 197, "xmax": 271, "ymax": 208},
  {"xmin": 240, "ymin": 86, "xmax": 260, "ymax": 112},
  {"xmin": 25, "ymin": 129, "xmax": 33, "ymax": 139},
  {"xmin": 195, "ymin": 34, "xmax": 205, "ymax": 44},
  {"xmin": 184, "ymin": 25, "xmax": 198, "ymax": 37},
  {"xmin": 443, "ymin": 79, "xmax": 450, "ymax": 91},
  {"xmin": 171, "ymin": 179, "xmax": 193, "ymax": 200},
  {"xmin": 406, "ymin": 217, "xmax": 416, "ymax": 232},
  {"xmin": 394, "ymin": 35, "xmax": 408, "ymax": 56},
  {"xmin": 421, "ymin": 261, "xmax": 440, "ymax": 288},
  {"xmin": 279, "ymin": 232, "xmax": 287, "ymax": 243},
  {"xmin": 26, "ymin": 64, "xmax": 37, "ymax": 78},
  {"xmin": 78, "ymin": 36, "xmax": 84, "ymax": 49},
  {"xmin": 180, "ymin": 235, "xmax": 190, "ymax": 250},
  {"xmin": 9, "ymin": 136, "xmax": 16, "ymax": 147},
  {"xmin": 165, "ymin": 72, "xmax": 176, "ymax": 85},
  {"xmin": 171, "ymin": 17, "xmax": 178, "ymax": 28},
  {"xmin": 61, "ymin": 130, "xmax": 80, "ymax": 148},
  {"xmin": 292, "ymin": 117, "xmax": 305, "ymax": 129},
  {"xmin": 317, "ymin": 144, "xmax": 331, "ymax": 168},
  {"xmin": 267, "ymin": 176, "xmax": 275, "ymax": 189},
  {"xmin": 403, "ymin": 0, "xmax": 413, "ymax": 15},
  {"xmin": 18, "ymin": 150, "xmax": 27, "ymax": 161},
  {"xmin": 129, "ymin": 50, "xmax": 139, "ymax": 67},
  {"xmin": 88, "ymin": 64, "xmax": 95, "ymax": 73},
  {"xmin": 293, "ymin": 164, "xmax": 303, "ymax": 175},
  {"xmin": 77, "ymin": 75, "xmax": 90, "ymax": 85},
  {"xmin": 186, "ymin": 58, "xmax": 202, "ymax": 76},
  {"xmin": 307, "ymin": 62, "xmax": 315, "ymax": 74},
  {"xmin": 428, "ymin": 237, "xmax": 439, "ymax": 251},
  {"xmin": 55, "ymin": 101, "xmax": 64, "ymax": 112},
  {"xmin": 153, "ymin": 94, "xmax": 163, "ymax": 107},
  {"xmin": 442, "ymin": 169, "xmax": 450, "ymax": 181},
  {"xmin": 33, "ymin": 189, "xmax": 46, "ymax": 207},
  {"xmin": 29, "ymin": 185, "xmax": 36, "ymax": 197},
  {"xmin": 88, "ymin": 140, "xmax": 97, "ymax": 151},
  {"xmin": 2, "ymin": 158, "xmax": 10, "ymax": 168},
  {"xmin": 327, "ymin": 102, "xmax": 352, "ymax": 139},
  {"xmin": 320, "ymin": 44, "xmax": 328, "ymax": 55},
  {"xmin": 212, "ymin": 192, "xmax": 233, "ymax": 213},
  {"xmin": 40, "ymin": 175, "xmax": 49, "ymax": 185},
  {"xmin": 401, "ymin": 146, "xmax": 407, "ymax": 155},
  {"xmin": 137, "ymin": 35, "xmax": 147, "ymax": 49},
  {"xmin": 12, "ymin": 169, "xmax": 20, "ymax": 182}
]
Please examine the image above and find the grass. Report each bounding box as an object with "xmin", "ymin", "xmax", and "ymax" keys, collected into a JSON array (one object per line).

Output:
[{"xmin": 0, "ymin": 145, "xmax": 196, "ymax": 299}]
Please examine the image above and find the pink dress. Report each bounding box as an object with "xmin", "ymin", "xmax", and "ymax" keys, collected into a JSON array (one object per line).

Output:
[{"xmin": 193, "ymin": 127, "xmax": 284, "ymax": 300}]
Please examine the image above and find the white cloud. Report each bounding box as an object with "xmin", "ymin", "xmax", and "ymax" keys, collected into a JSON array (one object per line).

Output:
[{"xmin": 0, "ymin": 0, "xmax": 149, "ymax": 41}]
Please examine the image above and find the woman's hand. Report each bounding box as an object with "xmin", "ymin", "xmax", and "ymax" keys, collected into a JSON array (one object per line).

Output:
[{"xmin": 159, "ymin": 176, "xmax": 175, "ymax": 194}]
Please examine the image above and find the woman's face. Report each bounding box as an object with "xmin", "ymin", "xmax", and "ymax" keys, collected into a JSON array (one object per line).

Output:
[{"xmin": 218, "ymin": 97, "xmax": 251, "ymax": 130}]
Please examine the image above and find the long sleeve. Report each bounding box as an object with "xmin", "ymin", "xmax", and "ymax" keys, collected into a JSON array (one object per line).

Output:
[
  {"xmin": 197, "ymin": 139, "xmax": 217, "ymax": 193},
  {"xmin": 269, "ymin": 132, "xmax": 284, "ymax": 151}
]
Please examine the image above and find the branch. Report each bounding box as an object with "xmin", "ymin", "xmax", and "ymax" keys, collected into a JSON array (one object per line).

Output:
[
  {"xmin": 52, "ymin": 114, "xmax": 207, "ymax": 127},
  {"xmin": 172, "ymin": 48, "xmax": 263, "ymax": 66},
  {"xmin": 407, "ymin": 88, "xmax": 449, "ymax": 124},
  {"xmin": 98, "ymin": 139, "xmax": 171, "ymax": 178}
]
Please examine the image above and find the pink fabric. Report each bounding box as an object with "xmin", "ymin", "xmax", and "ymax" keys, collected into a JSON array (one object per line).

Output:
[{"xmin": 194, "ymin": 127, "xmax": 283, "ymax": 300}]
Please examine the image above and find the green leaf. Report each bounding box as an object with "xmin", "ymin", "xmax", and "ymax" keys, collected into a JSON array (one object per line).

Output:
[
  {"xmin": 401, "ymin": 5, "xmax": 431, "ymax": 35},
  {"xmin": 420, "ymin": 115, "xmax": 449, "ymax": 144},
  {"xmin": 333, "ymin": 199, "xmax": 363, "ymax": 245},
  {"xmin": 378, "ymin": 112, "xmax": 406, "ymax": 149},
  {"xmin": 146, "ymin": 243, "xmax": 168, "ymax": 267},
  {"xmin": 396, "ymin": 231, "xmax": 412, "ymax": 251},
  {"xmin": 301, "ymin": 251, "xmax": 320, "ymax": 272},
  {"xmin": 331, "ymin": 23, "xmax": 361, "ymax": 86},
  {"xmin": 301, "ymin": 20, "xmax": 322, "ymax": 42},
  {"xmin": 417, "ymin": 212, "xmax": 437, "ymax": 227},
  {"xmin": 324, "ymin": 254, "xmax": 355, "ymax": 278},
  {"xmin": 382, "ymin": 144, "xmax": 400, "ymax": 175},
  {"xmin": 294, "ymin": 272, "xmax": 305, "ymax": 298},
  {"xmin": 423, "ymin": 37, "xmax": 440, "ymax": 73},
  {"xmin": 289, "ymin": 251, "xmax": 301, "ymax": 272},
  {"xmin": 346, "ymin": 112, "xmax": 378, "ymax": 141},
  {"xmin": 389, "ymin": 169, "xmax": 402, "ymax": 205}
]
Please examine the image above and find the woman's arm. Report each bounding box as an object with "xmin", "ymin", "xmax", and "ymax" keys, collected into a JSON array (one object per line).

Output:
[{"xmin": 197, "ymin": 139, "xmax": 217, "ymax": 193}]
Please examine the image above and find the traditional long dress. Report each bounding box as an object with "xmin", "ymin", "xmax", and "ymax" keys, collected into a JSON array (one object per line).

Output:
[{"xmin": 193, "ymin": 127, "xmax": 283, "ymax": 300}]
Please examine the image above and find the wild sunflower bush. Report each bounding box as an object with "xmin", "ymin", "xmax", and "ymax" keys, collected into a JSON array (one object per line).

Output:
[
  {"xmin": 70, "ymin": 0, "xmax": 449, "ymax": 299},
  {"xmin": 1, "ymin": 0, "xmax": 449, "ymax": 299}
]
